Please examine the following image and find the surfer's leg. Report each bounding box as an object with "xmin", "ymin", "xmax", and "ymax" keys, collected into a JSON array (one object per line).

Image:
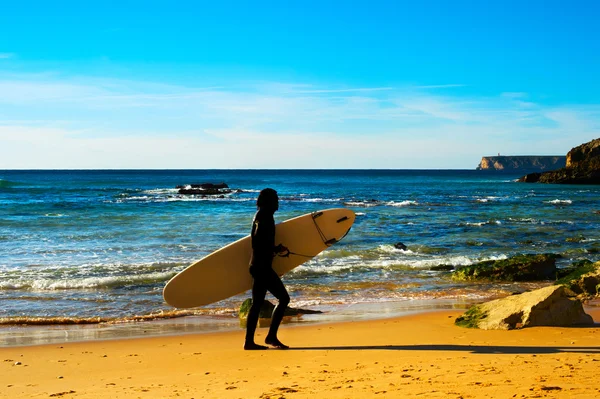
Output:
[
  {"xmin": 244, "ymin": 278, "xmax": 268, "ymax": 350},
  {"xmin": 265, "ymin": 271, "xmax": 290, "ymax": 349}
]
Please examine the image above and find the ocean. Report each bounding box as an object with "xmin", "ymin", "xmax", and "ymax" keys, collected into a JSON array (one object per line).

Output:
[{"xmin": 1, "ymin": 169, "xmax": 599, "ymax": 345}]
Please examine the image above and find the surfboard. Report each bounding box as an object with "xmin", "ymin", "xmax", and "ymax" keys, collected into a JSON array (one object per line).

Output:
[{"xmin": 163, "ymin": 208, "xmax": 355, "ymax": 308}]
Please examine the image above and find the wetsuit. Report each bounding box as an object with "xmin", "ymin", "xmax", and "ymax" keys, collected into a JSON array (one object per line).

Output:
[{"xmin": 245, "ymin": 209, "xmax": 290, "ymax": 343}]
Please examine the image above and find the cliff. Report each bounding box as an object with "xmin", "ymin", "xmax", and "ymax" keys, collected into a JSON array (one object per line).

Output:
[
  {"xmin": 518, "ymin": 138, "xmax": 600, "ymax": 184},
  {"xmin": 476, "ymin": 156, "xmax": 566, "ymax": 171}
]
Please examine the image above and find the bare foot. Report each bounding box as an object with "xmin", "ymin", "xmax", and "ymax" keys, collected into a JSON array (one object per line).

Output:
[
  {"xmin": 244, "ymin": 342, "xmax": 268, "ymax": 350},
  {"xmin": 265, "ymin": 337, "xmax": 289, "ymax": 349}
]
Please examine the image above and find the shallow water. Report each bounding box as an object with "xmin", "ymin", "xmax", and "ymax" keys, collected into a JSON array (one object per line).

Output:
[{"xmin": 0, "ymin": 169, "xmax": 598, "ymax": 338}]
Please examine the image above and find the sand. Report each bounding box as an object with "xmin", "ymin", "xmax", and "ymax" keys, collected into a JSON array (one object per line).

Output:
[{"xmin": 2, "ymin": 309, "xmax": 600, "ymax": 399}]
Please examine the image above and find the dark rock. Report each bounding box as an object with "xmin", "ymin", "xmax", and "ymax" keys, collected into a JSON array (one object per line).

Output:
[
  {"xmin": 177, "ymin": 182, "xmax": 232, "ymax": 195},
  {"xmin": 566, "ymin": 235, "xmax": 586, "ymax": 243},
  {"xmin": 517, "ymin": 172, "xmax": 541, "ymax": 183},
  {"xmin": 451, "ymin": 254, "xmax": 558, "ymax": 282},
  {"xmin": 518, "ymin": 138, "xmax": 600, "ymax": 184},
  {"xmin": 394, "ymin": 242, "xmax": 408, "ymax": 251},
  {"xmin": 455, "ymin": 285, "xmax": 593, "ymax": 330}
]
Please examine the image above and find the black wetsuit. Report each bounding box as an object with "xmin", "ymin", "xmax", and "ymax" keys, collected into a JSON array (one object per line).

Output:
[{"xmin": 245, "ymin": 209, "xmax": 290, "ymax": 343}]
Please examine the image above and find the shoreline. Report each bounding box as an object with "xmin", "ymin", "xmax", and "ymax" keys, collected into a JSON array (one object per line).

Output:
[
  {"xmin": 2, "ymin": 297, "xmax": 599, "ymax": 349},
  {"xmin": 2, "ymin": 308, "xmax": 599, "ymax": 398},
  {"xmin": 0, "ymin": 298, "xmax": 479, "ymax": 348}
]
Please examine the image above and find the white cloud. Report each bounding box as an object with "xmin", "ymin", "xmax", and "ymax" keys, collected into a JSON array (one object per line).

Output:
[
  {"xmin": 0, "ymin": 73, "xmax": 598, "ymax": 168},
  {"xmin": 0, "ymin": 53, "xmax": 14, "ymax": 59}
]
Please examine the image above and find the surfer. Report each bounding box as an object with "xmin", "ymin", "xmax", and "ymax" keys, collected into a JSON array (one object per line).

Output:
[{"xmin": 244, "ymin": 188, "xmax": 291, "ymax": 350}]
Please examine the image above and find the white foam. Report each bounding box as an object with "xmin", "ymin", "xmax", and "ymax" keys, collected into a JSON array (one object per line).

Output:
[
  {"xmin": 344, "ymin": 201, "xmax": 378, "ymax": 207},
  {"xmin": 546, "ymin": 199, "xmax": 573, "ymax": 205},
  {"xmin": 386, "ymin": 200, "xmax": 418, "ymax": 207}
]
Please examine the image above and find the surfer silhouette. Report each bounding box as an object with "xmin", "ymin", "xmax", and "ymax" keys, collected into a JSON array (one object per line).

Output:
[{"xmin": 244, "ymin": 188, "xmax": 291, "ymax": 350}]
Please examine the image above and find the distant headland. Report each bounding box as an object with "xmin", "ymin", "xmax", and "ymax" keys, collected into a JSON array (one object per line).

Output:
[{"xmin": 476, "ymin": 155, "xmax": 566, "ymax": 172}]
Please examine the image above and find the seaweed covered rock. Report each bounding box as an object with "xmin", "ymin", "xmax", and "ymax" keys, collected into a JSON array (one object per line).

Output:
[
  {"xmin": 451, "ymin": 254, "xmax": 558, "ymax": 282},
  {"xmin": 238, "ymin": 298, "xmax": 322, "ymax": 327},
  {"xmin": 556, "ymin": 260, "xmax": 600, "ymax": 297},
  {"xmin": 455, "ymin": 285, "xmax": 593, "ymax": 330}
]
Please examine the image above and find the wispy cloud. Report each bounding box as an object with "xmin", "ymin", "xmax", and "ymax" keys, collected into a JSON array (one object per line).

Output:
[
  {"xmin": 415, "ymin": 84, "xmax": 466, "ymax": 89},
  {"xmin": 294, "ymin": 87, "xmax": 394, "ymax": 94},
  {"xmin": 0, "ymin": 53, "xmax": 15, "ymax": 59},
  {"xmin": 0, "ymin": 73, "xmax": 598, "ymax": 168}
]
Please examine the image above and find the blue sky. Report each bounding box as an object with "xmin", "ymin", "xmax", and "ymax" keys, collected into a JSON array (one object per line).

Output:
[{"xmin": 1, "ymin": 0, "xmax": 599, "ymax": 168}]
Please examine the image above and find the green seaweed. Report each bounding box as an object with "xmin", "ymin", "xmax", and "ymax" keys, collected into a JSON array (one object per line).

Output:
[
  {"xmin": 556, "ymin": 260, "xmax": 596, "ymax": 286},
  {"xmin": 455, "ymin": 305, "xmax": 487, "ymax": 329},
  {"xmin": 452, "ymin": 254, "xmax": 558, "ymax": 282}
]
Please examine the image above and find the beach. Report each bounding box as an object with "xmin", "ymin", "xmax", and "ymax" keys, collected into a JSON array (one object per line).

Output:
[
  {"xmin": 2, "ymin": 308, "xmax": 599, "ymax": 399},
  {"xmin": 2, "ymin": 170, "xmax": 600, "ymax": 398}
]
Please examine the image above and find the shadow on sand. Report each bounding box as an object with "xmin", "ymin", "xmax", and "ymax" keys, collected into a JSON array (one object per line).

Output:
[{"xmin": 289, "ymin": 344, "xmax": 600, "ymax": 354}]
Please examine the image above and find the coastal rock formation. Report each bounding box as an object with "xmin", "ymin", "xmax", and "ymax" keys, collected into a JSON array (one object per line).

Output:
[
  {"xmin": 518, "ymin": 138, "xmax": 600, "ymax": 184},
  {"xmin": 476, "ymin": 156, "xmax": 566, "ymax": 171},
  {"xmin": 451, "ymin": 254, "xmax": 558, "ymax": 282},
  {"xmin": 238, "ymin": 298, "xmax": 322, "ymax": 327},
  {"xmin": 557, "ymin": 260, "xmax": 600, "ymax": 297},
  {"xmin": 455, "ymin": 285, "xmax": 593, "ymax": 330}
]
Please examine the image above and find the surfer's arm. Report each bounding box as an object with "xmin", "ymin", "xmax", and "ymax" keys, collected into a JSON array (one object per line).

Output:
[{"xmin": 252, "ymin": 219, "xmax": 278, "ymax": 259}]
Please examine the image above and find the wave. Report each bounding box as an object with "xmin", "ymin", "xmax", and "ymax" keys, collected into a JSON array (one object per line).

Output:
[
  {"xmin": 385, "ymin": 200, "xmax": 419, "ymax": 207},
  {"xmin": 291, "ymin": 248, "xmax": 510, "ymax": 277},
  {"xmin": 0, "ymin": 271, "xmax": 176, "ymax": 291},
  {"xmin": 0, "ymin": 307, "xmax": 235, "ymax": 326},
  {"xmin": 0, "ymin": 262, "xmax": 183, "ymax": 291},
  {"xmin": 460, "ymin": 220, "xmax": 502, "ymax": 227},
  {"xmin": 0, "ymin": 179, "xmax": 19, "ymax": 189},
  {"xmin": 343, "ymin": 199, "xmax": 418, "ymax": 208},
  {"xmin": 546, "ymin": 199, "xmax": 573, "ymax": 205}
]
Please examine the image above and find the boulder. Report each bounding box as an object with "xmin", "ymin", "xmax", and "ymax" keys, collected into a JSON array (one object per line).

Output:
[
  {"xmin": 455, "ymin": 285, "xmax": 594, "ymax": 330},
  {"xmin": 518, "ymin": 138, "xmax": 600, "ymax": 184},
  {"xmin": 451, "ymin": 254, "xmax": 558, "ymax": 282},
  {"xmin": 394, "ymin": 242, "xmax": 408, "ymax": 251},
  {"xmin": 238, "ymin": 299, "xmax": 322, "ymax": 327}
]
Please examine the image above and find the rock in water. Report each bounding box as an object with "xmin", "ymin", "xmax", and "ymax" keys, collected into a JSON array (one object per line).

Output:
[
  {"xmin": 455, "ymin": 285, "xmax": 593, "ymax": 330},
  {"xmin": 394, "ymin": 242, "xmax": 408, "ymax": 251},
  {"xmin": 451, "ymin": 254, "xmax": 557, "ymax": 282}
]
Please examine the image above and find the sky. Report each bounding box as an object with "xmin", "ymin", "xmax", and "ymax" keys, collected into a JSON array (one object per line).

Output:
[{"xmin": 1, "ymin": 0, "xmax": 599, "ymax": 169}]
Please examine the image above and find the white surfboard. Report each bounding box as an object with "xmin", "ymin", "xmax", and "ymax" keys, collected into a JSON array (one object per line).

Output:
[{"xmin": 163, "ymin": 208, "xmax": 355, "ymax": 308}]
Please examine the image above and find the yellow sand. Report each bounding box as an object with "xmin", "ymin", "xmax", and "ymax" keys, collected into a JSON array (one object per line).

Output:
[{"xmin": 2, "ymin": 309, "xmax": 600, "ymax": 398}]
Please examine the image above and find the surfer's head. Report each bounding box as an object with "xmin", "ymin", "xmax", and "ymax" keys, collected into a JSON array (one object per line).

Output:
[{"xmin": 257, "ymin": 188, "xmax": 279, "ymax": 212}]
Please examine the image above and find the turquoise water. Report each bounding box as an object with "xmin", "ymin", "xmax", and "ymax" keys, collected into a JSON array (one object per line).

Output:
[{"xmin": 1, "ymin": 170, "xmax": 599, "ymax": 327}]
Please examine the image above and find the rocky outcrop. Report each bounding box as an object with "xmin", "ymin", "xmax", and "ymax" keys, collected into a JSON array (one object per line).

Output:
[
  {"xmin": 451, "ymin": 254, "xmax": 558, "ymax": 282},
  {"xmin": 238, "ymin": 299, "xmax": 322, "ymax": 327},
  {"xmin": 557, "ymin": 260, "xmax": 600, "ymax": 297},
  {"xmin": 176, "ymin": 183, "xmax": 232, "ymax": 195},
  {"xmin": 518, "ymin": 138, "xmax": 600, "ymax": 184},
  {"xmin": 477, "ymin": 156, "xmax": 565, "ymax": 171},
  {"xmin": 455, "ymin": 285, "xmax": 593, "ymax": 330}
]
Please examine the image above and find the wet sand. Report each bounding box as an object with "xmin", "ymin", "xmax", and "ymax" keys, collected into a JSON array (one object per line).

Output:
[{"xmin": 2, "ymin": 308, "xmax": 600, "ymax": 398}]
